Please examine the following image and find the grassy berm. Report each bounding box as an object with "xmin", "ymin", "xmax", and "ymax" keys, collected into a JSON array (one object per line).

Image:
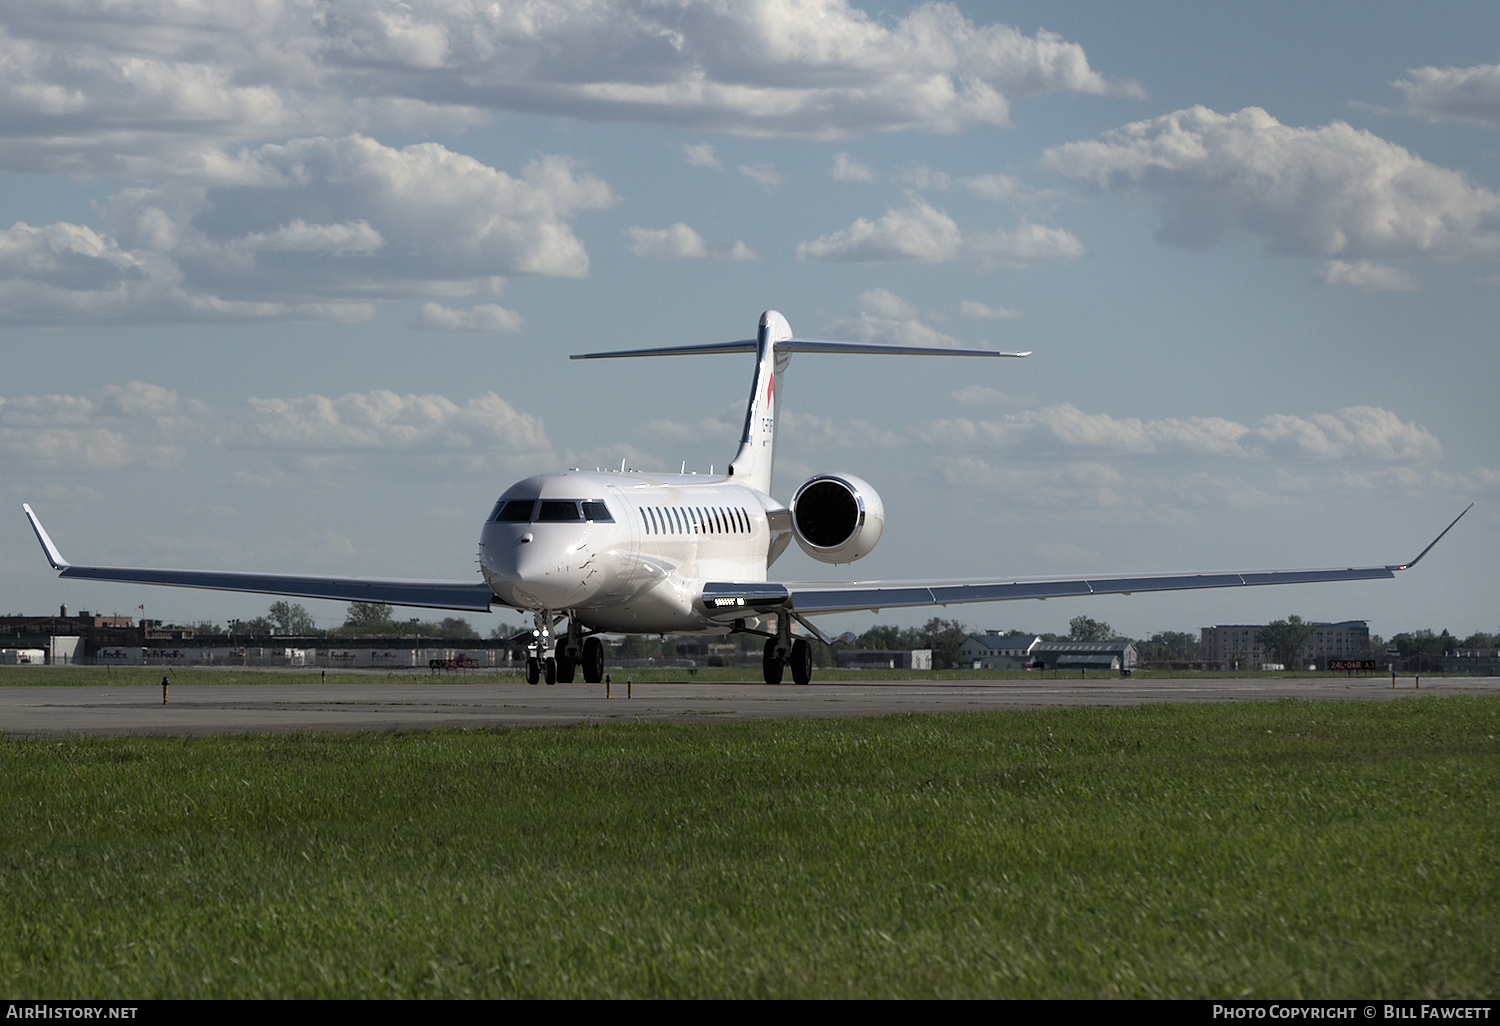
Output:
[{"xmin": 3, "ymin": 697, "xmax": 1496, "ymax": 998}]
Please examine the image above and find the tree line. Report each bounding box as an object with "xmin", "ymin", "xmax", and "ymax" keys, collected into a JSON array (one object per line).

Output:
[
  {"xmin": 190, "ymin": 601, "xmax": 481, "ymax": 640},
  {"xmin": 180, "ymin": 603, "xmax": 1497, "ymax": 670}
]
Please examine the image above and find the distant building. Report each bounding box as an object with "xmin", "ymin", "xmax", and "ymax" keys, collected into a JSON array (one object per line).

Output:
[
  {"xmin": 0, "ymin": 608, "xmax": 139, "ymax": 665},
  {"xmin": 1200, "ymin": 620, "xmax": 1370, "ymax": 670},
  {"xmin": 960, "ymin": 633, "xmax": 1041, "ymax": 670},
  {"xmin": 1444, "ymin": 648, "xmax": 1500, "ymax": 676},
  {"xmin": 1031, "ymin": 640, "xmax": 1137, "ymax": 673},
  {"xmin": 1308, "ymin": 621, "xmax": 1371, "ymax": 665},
  {"xmin": 834, "ymin": 649, "xmax": 933, "ymax": 671},
  {"xmin": 0, "ymin": 608, "xmax": 514, "ymax": 668},
  {"xmin": 1200, "ymin": 624, "xmax": 1262, "ymax": 669},
  {"xmin": 960, "ymin": 633, "xmax": 1137, "ymax": 672}
]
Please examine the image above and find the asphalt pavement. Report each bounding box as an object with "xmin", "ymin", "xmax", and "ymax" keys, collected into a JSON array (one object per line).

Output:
[{"xmin": 3, "ymin": 673, "xmax": 1496, "ymax": 737}]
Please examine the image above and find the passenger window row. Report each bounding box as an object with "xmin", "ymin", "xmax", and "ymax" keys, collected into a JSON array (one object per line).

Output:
[{"xmin": 641, "ymin": 504, "xmax": 751, "ymax": 536}]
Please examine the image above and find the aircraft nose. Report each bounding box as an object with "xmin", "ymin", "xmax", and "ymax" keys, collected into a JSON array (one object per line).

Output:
[{"xmin": 481, "ymin": 527, "xmax": 601, "ymax": 609}]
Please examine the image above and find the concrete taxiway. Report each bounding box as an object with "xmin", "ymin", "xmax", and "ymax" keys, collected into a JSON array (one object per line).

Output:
[{"xmin": 2, "ymin": 674, "xmax": 1497, "ymax": 737}]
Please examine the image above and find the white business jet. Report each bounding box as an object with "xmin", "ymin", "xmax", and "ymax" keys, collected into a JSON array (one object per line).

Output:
[{"xmin": 23, "ymin": 310, "xmax": 1470, "ymax": 686}]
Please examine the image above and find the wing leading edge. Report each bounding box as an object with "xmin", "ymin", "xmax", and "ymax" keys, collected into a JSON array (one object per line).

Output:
[
  {"xmin": 22, "ymin": 504, "xmax": 497, "ymax": 613},
  {"xmin": 709, "ymin": 505, "xmax": 1473, "ymax": 617}
]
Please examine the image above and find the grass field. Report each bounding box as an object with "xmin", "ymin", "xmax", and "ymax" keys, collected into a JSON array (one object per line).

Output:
[{"xmin": 3, "ymin": 697, "xmax": 1496, "ymax": 998}]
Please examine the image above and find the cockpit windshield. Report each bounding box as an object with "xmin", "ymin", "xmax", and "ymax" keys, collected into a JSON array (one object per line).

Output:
[
  {"xmin": 537, "ymin": 501, "xmax": 580, "ymax": 522},
  {"xmin": 491, "ymin": 499, "xmax": 615, "ymax": 524},
  {"xmin": 493, "ymin": 499, "xmax": 536, "ymax": 522}
]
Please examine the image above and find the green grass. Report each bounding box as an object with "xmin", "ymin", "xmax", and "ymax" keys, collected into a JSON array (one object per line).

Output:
[{"xmin": 2, "ymin": 698, "xmax": 1496, "ymax": 997}]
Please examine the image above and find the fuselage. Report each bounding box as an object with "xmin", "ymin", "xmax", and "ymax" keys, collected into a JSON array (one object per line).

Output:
[{"xmin": 478, "ymin": 469, "xmax": 790, "ymax": 633}]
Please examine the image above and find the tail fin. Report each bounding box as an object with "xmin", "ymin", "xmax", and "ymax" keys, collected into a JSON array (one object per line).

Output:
[
  {"xmin": 727, "ymin": 310, "xmax": 792, "ymax": 493},
  {"xmin": 571, "ymin": 309, "xmax": 1028, "ymax": 495}
]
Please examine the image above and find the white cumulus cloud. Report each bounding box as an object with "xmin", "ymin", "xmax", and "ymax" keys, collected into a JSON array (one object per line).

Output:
[
  {"xmin": 797, "ymin": 196, "xmax": 1081, "ymax": 267},
  {"xmin": 1043, "ymin": 105, "xmax": 1500, "ymax": 261},
  {"xmin": 1393, "ymin": 63, "xmax": 1500, "ymax": 129},
  {"xmin": 625, "ymin": 224, "xmax": 757, "ymax": 260},
  {"xmin": 958, "ymin": 300, "xmax": 1019, "ymax": 319},
  {"xmin": 831, "ymin": 152, "xmax": 876, "ymax": 182},
  {"xmin": 411, "ymin": 303, "xmax": 525, "ymax": 333},
  {"xmin": 683, "ymin": 143, "xmax": 722, "ymax": 170},
  {"xmin": 822, "ymin": 288, "xmax": 961, "ymax": 348},
  {"xmin": 1315, "ymin": 260, "xmax": 1419, "ymax": 292},
  {"xmin": 0, "ymin": 136, "xmax": 615, "ymax": 325},
  {"xmin": 920, "ymin": 404, "xmax": 1440, "ymax": 462},
  {"xmin": 0, "ymin": 381, "xmax": 556, "ymax": 480},
  {"xmin": 237, "ymin": 390, "xmax": 550, "ymax": 453},
  {"xmin": 0, "ymin": 1, "xmax": 1137, "ymax": 175},
  {"xmin": 797, "ymin": 198, "xmax": 963, "ymax": 262},
  {"xmin": 738, "ymin": 162, "xmax": 782, "ymax": 188}
]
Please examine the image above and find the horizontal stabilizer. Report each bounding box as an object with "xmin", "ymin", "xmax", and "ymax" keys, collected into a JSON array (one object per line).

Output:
[{"xmin": 572, "ymin": 339, "xmax": 1028, "ymax": 360}]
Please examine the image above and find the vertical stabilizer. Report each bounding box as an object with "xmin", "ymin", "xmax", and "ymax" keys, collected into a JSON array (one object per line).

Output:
[{"xmin": 727, "ymin": 311, "xmax": 792, "ymax": 494}]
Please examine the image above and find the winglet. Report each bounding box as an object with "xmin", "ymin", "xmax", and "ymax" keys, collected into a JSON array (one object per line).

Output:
[
  {"xmin": 1391, "ymin": 503, "xmax": 1473, "ymax": 572},
  {"xmin": 21, "ymin": 503, "xmax": 70, "ymax": 570}
]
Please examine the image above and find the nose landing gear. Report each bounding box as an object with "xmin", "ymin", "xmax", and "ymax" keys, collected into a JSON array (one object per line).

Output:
[
  {"xmin": 527, "ymin": 613, "xmax": 606, "ymax": 685},
  {"xmin": 525, "ymin": 610, "xmax": 558, "ymax": 685}
]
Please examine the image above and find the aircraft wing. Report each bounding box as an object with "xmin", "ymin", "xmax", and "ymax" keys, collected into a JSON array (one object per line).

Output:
[
  {"xmin": 22, "ymin": 504, "xmax": 498, "ymax": 613},
  {"xmin": 704, "ymin": 505, "xmax": 1472, "ymax": 618},
  {"xmin": 778, "ymin": 565, "xmax": 1397, "ymax": 615}
]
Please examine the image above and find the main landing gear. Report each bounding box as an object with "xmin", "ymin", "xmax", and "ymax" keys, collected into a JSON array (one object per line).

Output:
[
  {"xmin": 761, "ymin": 616, "xmax": 813, "ymax": 686},
  {"xmin": 554, "ymin": 630, "xmax": 606, "ymax": 684}
]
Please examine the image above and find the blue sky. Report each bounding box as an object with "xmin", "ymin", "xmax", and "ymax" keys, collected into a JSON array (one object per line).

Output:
[{"xmin": 3, "ymin": 1, "xmax": 1496, "ymax": 642}]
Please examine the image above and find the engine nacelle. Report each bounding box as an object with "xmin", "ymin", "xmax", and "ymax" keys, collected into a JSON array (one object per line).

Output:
[{"xmin": 789, "ymin": 473, "xmax": 885, "ymax": 564}]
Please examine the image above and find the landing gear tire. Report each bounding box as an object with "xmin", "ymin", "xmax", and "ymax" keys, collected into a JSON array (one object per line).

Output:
[
  {"xmin": 526, "ymin": 657, "xmax": 540, "ymax": 685},
  {"xmin": 762, "ymin": 638, "xmax": 784, "ymax": 686},
  {"xmin": 790, "ymin": 638, "xmax": 813, "ymax": 686},
  {"xmin": 582, "ymin": 636, "xmax": 605, "ymax": 684},
  {"xmin": 554, "ymin": 640, "xmax": 577, "ymax": 684},
  {"xmin": 544, "ymin": 657, "xmax": 557, "ymax": 685}
]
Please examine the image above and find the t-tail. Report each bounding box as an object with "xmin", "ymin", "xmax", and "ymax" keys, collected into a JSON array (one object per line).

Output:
[
  {"xmin": 726, "ymin": 310, "xmax": 793, "ymax": 492},
  {"xmin": 571, "ymin": 309, "xmax": 1029, "ymax": 495}
]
